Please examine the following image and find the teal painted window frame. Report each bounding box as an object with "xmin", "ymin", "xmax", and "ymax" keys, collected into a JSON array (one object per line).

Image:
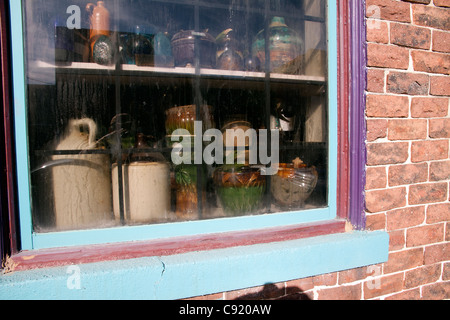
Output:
[
  {"xmin": 0, "ymin": 231, "xmax": 389, "ymax": 300},
  {"xmin": 3, "ymin": 0, "xmax": 390, "ymax": 300},
  {"xmin": 9, "ymin": 0, "xmax": 339, "ymax": 251}
]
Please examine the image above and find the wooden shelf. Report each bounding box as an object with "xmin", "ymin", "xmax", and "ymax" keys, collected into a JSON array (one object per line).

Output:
[
  {"xmin": 32, "ymin": 60, "xmax": 326, "ymax": 83},
  {"xmin": 30, "ymin": 61, "xmax": 326, "ymax": 95}
]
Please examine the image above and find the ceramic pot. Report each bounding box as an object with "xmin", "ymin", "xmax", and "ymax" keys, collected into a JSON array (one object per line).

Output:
[
  {"xmin": 86, "ymin": 1, "xmax": 110, "ymax": 60},
  {"xmin": 92, "ymin": 35, "xmax": 114, "ymax": 65},
  {"xmin": 112, "ymin": 162, "xmax": 170, "ymax": 224},
  {"xmin": 221, "ymin": 120, "xmax": 253, "ymax": 165},
  {"xmin": 174, "ymin": 164, "xmax": 205, "ymax": 220},
  {"xmin": 165, "ymin": 104, "xmax": 215, "ymax": 136},
  {"xmin": 213, "ymin": 166, "xmax": 265, "ymax": 216},
  {"xmin": 252, "ymin": 17, "xmax": 304, "ymax": 74},
  {"xmin": 112, "ymin": 134, "xmax": 170, "ymax": 223},
  {"xmin": 51, "ymin": 118, "xmax": 112, "ymax": 230},
  {"xmin": 216, "ymin": 29, "xmax": 243, "ymax": 71},
  {"xmin": 221, "ymin": 120, "xmax": 252, "ymax": 147},
  {"xmin": 171, "ymin": 30, "xmax": 216, "ymax": 68}
]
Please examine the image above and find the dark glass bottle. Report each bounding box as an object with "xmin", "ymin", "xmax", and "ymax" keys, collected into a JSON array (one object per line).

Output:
[{"xmin": 216, "ymin": 29, "xmax": 244, "ymax": 71}]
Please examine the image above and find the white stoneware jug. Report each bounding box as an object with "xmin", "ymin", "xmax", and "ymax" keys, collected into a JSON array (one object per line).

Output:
[
  {"xmin": 112, "ymin": 162, "xmax": 171, "ymax": 224},
  {"xmin": 52, "ymin": 118, "xmax": 113, "ymax": 230}
]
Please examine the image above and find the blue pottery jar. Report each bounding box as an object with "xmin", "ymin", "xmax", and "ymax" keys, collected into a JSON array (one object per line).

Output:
[{"xmin": 153, "ymin": 32, "xmax": 173, "ymax": 67}]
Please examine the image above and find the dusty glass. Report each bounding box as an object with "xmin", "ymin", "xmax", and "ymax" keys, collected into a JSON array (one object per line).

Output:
[{"xmin": 23, "ymin": 0, "xmax": 328, "ymax": 232}]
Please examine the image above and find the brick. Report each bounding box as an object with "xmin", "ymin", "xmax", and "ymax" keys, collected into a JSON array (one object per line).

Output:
[
  {"xmin": 316, "ymin": 283, "xmax": 361, "ymax": 300},
  {"xmin": 366, "ymin": 166, "xmax": 387, "ymax": 189},
  {"xmin": 421, "ymin": 282, "xmax": 450, "ymax": 300},
  {"xmin": 339, "ymin": 267, "xmax": 371, "ymax": 285},
  {"xmin": 404, "ymin": 264, "xmax": 441, "ymax": 289},
  {"xmin": 367, "ymin": 119, "xmax": 388, "ymax": 141},
  {"xmin": 186, "ymin": 292, "xmax": 223, "ymax": 300},
  {"xmin": 367, "ymin": 20, "xmax": 389, "ymax": 44},
  {"xmin": 363, "ymin": 273, "xmax": 404, "ymax": 299},
  {"xmin": 286, "ymin": 277, "xmax": 314, "ymax": 292},
  {"xmin": 385, "ymin": 288, "xmax": 421, "ymax": 300},
  {"xmin": 368, "ymin": 43, "xmax": 410, "ymax": 69},
  {"xmin": 434, "ymin": 0, "xmax": 450, "ymax": 7},
  {"xmin": 367, "ymin": 69, "xmax": 385, "ymax": 93},
  {"xmin": 430, "ymin": 76, "xmax": 450, "ymax": 96},
  {"xmin": 388, "ymin": 119, "xmax": 427, "ymax": 140},
  {"xmin": 366, "ymin": 95, "xmax": 409, "ymax": 118},
  {"xmin": 427, "ymin": 202, "xmax": 450, "ymax": 224},
  {"xmin": 283, "ymin": 281, "xmax": 315, "ymax": 299},
  {"xmin": 366, "ymin": 212, "xmax": 387, "ymax": 231},
  {"xmin": 411, "ymin": 140, "xmax": 448, "ymax": 162},
  {"xmin": 286, "ymin": 274, "xmax": 338, "ymax": 296},
  {"xmin": 411, "ymin": 50, "xmax": 450, "ymax": 75},
  {"xmin": 311, "ymin": 273, "xmax": 338, "ymax": 286},
  {"xmin": 406, "ymin": 224, "xmax": 445, "ymax": 247},
  {"xmin": 402, "ymin": 0, "xmax": 430, "ymax": 3},
  {"xmin": 409, "ymin": 182, "xmax": 448, "ymax": 205},
  {"xmin": 424, "ymin": 242, "xmax": 450, "ymax": 264},
  {"xmin": 432, "ymin": 30, "xmax": 450, "ymax": 53},
  {"xmin": 366, "ymin": 0, "xmax": 411, "ymax": 23},
  {"xmin": 429, "ymin": 118, "xmax": 450, "ymax": 138},
  {"xmin": 387, "ymin": 72, "xmax": 429, "ymax": 95},
  {"xmin": 367, "ymin": 142, "xmax": 409, "ymax": 165},
  {"xmin": 411, "ymin": 97, "xmax": 448, "ymax": 118},
  {"xmin": 390, "ymin": 23, "xmax": 431, "ymax": 49},
  {"xmin": 429, "ymin": 160, "xmax": 450, "ymax": 181},
  {"xmin": 412, "ymin": 4, "xmax": 450, "ymax": 30},
  {"xmin": 389, "ymin": 230, "xmax": 406, "ymax": 251},
  {"xmin": 386, "ymin": 206, "xmax": 425, "ymax": 230},
  {"xmin": 388, "ymin": 163, "xmax": 428, "ymax": 186},
  {"xmin": 384, "ymin": 248, "xmax": 423, "ymax": 274},
  {"xmin": 365, "ymin": 187, "xmax": 407, "ymax": 212},
  {"xmin": 444, "ymin": 262, "xmax": 450, "ymax": 280},
  {"xmin": 278, "ymin": 291, "xmax": 313, "ymax": 300},
  {"xmin": 224, "ymin": 283, "xmax": 284, "ymax": 300}
]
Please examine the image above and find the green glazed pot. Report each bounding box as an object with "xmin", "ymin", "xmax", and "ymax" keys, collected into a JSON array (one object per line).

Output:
[{"xmin": 252, "ymin": 17, "xmax": 304, "ymax": 74}]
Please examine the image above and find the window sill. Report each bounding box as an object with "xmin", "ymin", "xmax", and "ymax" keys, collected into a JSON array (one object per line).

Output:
[{"xmin": 0, "ymin": 225, "xmax": 389, "ymax": 300}]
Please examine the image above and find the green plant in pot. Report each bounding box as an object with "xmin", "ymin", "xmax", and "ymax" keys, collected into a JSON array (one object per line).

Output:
[
  {"xmin": 174, "ymin": 164, "xmax": 205, "ymax": 220},
  {"xmin": 213, "ymin": 164, "xmax": 266, "ymax": 216}
]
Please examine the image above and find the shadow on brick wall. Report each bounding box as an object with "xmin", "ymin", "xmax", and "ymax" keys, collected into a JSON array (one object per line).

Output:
[{"xmin": 233, "ymin": 283, "xmax": 312, "ymax": 300}]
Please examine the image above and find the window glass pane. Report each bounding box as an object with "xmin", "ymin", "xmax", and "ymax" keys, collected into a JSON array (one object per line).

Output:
[{"xmin": 23, "ymin": 0, "xmax": 328, "ymax": 233}]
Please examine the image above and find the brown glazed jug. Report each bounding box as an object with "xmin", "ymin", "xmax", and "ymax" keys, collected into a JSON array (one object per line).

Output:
[{"xmin": 86, "ymin": 1, "xmax": 110, "ymax": 59}]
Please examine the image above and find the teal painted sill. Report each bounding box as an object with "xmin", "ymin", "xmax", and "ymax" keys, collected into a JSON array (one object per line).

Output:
[{"xmin": 0, "ymin": 230, "xmax": 388, "ymax": 300}]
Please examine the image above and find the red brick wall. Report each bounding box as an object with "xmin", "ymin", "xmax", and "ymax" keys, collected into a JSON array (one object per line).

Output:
[
  {"xmin": 364, "ymin": 0, "xmax": 449, "ymax": 300},
  {"xmin": 190, "ymin": 0, "xmax": 449, "ymax": 300}
]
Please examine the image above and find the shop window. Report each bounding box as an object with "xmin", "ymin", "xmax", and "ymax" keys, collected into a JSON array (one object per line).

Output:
[{"xmin": 11, "ymin": 0, "xmax": 340, "ymax": 250}]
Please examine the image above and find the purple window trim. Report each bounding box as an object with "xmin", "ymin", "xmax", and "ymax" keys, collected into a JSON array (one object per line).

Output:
[
  {"xmin": 349, "ymin": 0, "xmax": 367, "ymax": 230},
  {"xmin": 0, "ymin": 0, "xmax": 8, "ymax": 264}
]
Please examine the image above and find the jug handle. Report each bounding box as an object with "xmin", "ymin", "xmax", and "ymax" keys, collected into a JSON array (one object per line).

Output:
[
  {"xmin": 86, "ymin": 3, "xmax": 95, "ymax": 14},
  {"xmin": 69, "ymin": 118, "xmax": 98, "ymax": 147}
]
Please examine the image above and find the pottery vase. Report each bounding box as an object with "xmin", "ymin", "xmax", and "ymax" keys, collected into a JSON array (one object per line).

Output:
[
  {"xmin": 171, "ymin": 30, "xmax": 216, "ymax": 68},
  {"xmin": 252, "ymin": 17, "xmax": 304, "ymax": 74},
  {"xmin": 86, "ymin": 1, "xmax": 110, "ymax": 60},
  {"xmin": 216, "ymin": 29, "xmax": 243, "ymax": 71},
  {"xmin": 112, "ymin": 134, "xmax": 171, "ymax": 223},
  {"xmin": 52, "ymin": 118, "xmax": 112, "ymax": 230}
]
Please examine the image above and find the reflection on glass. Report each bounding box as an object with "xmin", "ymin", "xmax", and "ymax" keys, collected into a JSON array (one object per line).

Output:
[{"xmin": 23, "ymin": 0, "xmax": 328, "ymax": 233}]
